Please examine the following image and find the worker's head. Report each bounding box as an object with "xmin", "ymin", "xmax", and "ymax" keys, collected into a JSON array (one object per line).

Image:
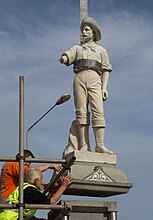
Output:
[
  {"xmin": 23, "ymin": 149, "xmax": 35, "ymax": 158},
  {"xmin": 16, "ymin": 149, "xmax": 35, "ymax": 167},
  {"xmin": 25, "ymin": 168, "xmax": 43, "ymax": 190},
  {"xmin": 80, "ymin": 17, "xmax": 102, "ymax": 42}
]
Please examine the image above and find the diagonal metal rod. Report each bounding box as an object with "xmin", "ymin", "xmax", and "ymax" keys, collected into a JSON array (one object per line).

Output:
[{"xmin": 43, "ymin": 156, "xmax": 76, "ymax": 195}]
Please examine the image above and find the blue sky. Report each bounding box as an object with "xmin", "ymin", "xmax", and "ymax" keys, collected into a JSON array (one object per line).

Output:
[{"xmin": 0, "ymin": 0, "xmax": 153, "ymax": 219}]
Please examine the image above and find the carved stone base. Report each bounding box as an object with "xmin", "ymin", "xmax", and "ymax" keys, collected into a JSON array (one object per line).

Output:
[{"xmin": 63, "ymin": 150, "xmax": 133, "ymax": 197}]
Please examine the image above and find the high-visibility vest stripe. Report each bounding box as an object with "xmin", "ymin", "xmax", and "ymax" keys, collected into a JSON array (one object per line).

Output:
[{"xmin": 0, "ymin": 183, "xmax": 37, "ymax": 218}]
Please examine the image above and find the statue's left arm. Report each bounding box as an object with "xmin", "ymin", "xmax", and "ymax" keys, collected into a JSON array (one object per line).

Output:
[
  {"xmin": 102, "ymin": 71, "xmax": 110, "ymax": 101},
  {"xmin": 101, "ymin": 47, "xmax": 112, "ymax": 101}
]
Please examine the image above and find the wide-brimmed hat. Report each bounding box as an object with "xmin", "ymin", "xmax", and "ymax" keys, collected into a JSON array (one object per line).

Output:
[{"xmin": 80, "ymin": 17, "xmax": 102, "ymax": 41}]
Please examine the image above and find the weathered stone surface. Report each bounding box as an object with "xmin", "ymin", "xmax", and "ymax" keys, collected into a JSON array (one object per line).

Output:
[
  {"xmin": 63, "ymin": 151, "xmax": 133, "ymax": 197},
  {"xmin": 65, "ymin": 150, "xmax": 117, "ymax": 164}
]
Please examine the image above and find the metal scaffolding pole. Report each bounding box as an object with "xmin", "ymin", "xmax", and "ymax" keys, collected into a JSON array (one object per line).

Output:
[
  {"xmin": 18, "ymin": 75, "xmax": 24, "ymax": 220},
  {"xmin": 0, "ymin": 157, "xmax": 66, "ymax": 164},
  {"xmin": 0, "ymin": 204, "xmax": 71, "ymax": 211},
  {"xmin": 108, "ymin": 211, "xmax": 118, "ymax": 220},
  {"xmin": 0, "ymin": 76, "xmax": 74, "ymax": 220}
]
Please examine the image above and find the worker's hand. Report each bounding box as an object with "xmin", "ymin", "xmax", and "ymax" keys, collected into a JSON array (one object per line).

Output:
[
  {"xmin": 42, "ymin": 182, "xmax": 49, "ymax": 189},
  {"xmin": 102, "ymin": 89, "xmax": 108, "ymax": 101},
  {"xmin": 49, "ymin": 164, "xmax": 62, "ymax": 172},
  {"xmin": 49, "ymin": 182, "xmax": 60, "ymax": 194},
  {"xmin": 61, "ymin": 175, "xmax": 73, "ymax": 188}
]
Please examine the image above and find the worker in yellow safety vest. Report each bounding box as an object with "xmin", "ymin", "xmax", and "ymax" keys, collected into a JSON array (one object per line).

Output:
[{"xmin": 0, "ymin": 167, "xmax": 73, "ymax": 220}]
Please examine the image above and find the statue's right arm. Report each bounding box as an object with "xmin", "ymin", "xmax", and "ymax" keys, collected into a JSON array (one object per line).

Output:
[{"xmin": 59, "ymin": 45, "xmax": 78, "ymax": 66}]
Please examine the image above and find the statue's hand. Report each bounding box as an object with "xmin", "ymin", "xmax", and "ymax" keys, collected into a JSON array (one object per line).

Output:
[
  {"xmin": 59, "ymin": 57, "xmax": 64, "ymax": 64},
  {"xmin": 59, "ymin": 55, "xmax": 68, "ymax": 64},
  {"xmin": 102, "ymin": 89, "xmax": 108, "ymax": 101}
]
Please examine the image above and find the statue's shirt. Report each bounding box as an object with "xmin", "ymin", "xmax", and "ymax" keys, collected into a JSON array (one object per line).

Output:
[{"xmin": 64, "ymin": 41, "xmax": 112, "ymax": 73}]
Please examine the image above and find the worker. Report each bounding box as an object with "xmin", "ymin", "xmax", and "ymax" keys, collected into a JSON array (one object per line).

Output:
[
  {"xmin": 0, "ymin": 149, "xmax": 61, "ymax": 202},
  {"xmin": 0, "ymin": 168, "xmax": 73, "ymax": 220}
]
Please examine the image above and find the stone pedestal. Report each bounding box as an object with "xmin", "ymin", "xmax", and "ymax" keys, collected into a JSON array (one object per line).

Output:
[
  {"xmin": 63, "ymin": 150, "xmax": 133, "ymax": 197},
  {"xmin": 48, "ymin": 151, "xmax": 133, "ymax": 219},
  {"xmin": 48, "ymin": 200, "xmax": 118, "ymax": 220}
]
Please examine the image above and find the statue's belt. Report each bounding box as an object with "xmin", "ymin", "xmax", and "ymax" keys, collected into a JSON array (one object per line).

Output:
[{"xmin": 73, "ymin": 59, "xmax": 102, "ymax": 75}]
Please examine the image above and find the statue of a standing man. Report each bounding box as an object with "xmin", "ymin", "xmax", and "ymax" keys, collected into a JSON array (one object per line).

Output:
[{"xmin": 59, "ymin": 17, "xmax": 113, "ymax": 154}]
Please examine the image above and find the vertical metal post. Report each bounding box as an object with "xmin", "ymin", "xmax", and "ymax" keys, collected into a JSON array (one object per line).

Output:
[
  {"xmin": 63, "ymin": 216, "xmax": 68, "ymax": 220},
  {"xmin": 108, "ymin": 211, "xmax": 118, "ymax": 220},
  {"xmin": 18, "ymin": 76, "xmax": 24, "ymax": 220}
]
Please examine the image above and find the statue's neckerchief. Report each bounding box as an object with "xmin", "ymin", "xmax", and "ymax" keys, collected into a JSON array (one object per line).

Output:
[{"xmin": 81, "ymin": 41, "xmax": 97, "ymax": 52}]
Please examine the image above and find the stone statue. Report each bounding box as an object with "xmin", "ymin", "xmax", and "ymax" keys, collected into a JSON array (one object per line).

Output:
[{"xmin": 59, "ymin": 17, "xmax": 113, "ymax": 155}]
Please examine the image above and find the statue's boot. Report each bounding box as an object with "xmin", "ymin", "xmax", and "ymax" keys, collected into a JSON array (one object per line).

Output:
[
  {"xmin": 78, "ymin": 124, "xmax": 91, "ymax": 151},
  {"xmin": 94, "ymin": 127, "xmax": 113, "ymax": 154}
]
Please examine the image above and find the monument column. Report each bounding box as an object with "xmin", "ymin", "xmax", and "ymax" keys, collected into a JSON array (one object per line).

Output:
[
  {"xmin": 80, "ymin": 0, "xmax": 88, "ymax": 43},
  {"xmin": 80, "ymin": 0, "xmax": 88, "ymax": 22}
]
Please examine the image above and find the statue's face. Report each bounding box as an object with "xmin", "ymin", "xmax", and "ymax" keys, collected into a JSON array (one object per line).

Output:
[{"xmin": 81, "ymin": 25, "xmax": 94, "ymax": 42}]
